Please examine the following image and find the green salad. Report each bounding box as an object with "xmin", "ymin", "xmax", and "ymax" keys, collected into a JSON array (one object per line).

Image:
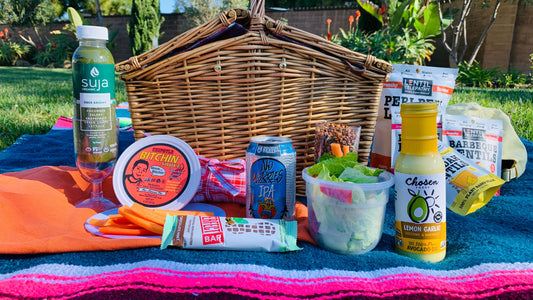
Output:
[
  {"xmin": 305, "ymin": 153, "xmax": 391, "ymax": 254},
  {"xmin": 307, "ymin": 152, "xmax": 383, "ymax": 183}
]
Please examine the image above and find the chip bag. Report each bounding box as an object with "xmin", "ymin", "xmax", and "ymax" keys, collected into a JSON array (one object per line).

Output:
[
  {"xmin": 442, "ymin": 114, "xmax": 503, "ymax": 196},
  {"xmin": 446, "ymin": 103, "xmax": 527, "ymax": 181},
  {"xmin": 438, "ymin": 141, "xmax": 505, "ymax": 215},
  {"xmin": 370, "ymin": 64, "xmax": 458, "ymax": 171}
]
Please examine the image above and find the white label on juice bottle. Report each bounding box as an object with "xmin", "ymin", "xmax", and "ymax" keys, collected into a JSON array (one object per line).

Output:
[{"xmin": 395, "ymin": 172, "xmax": 446, "ymax": 255}]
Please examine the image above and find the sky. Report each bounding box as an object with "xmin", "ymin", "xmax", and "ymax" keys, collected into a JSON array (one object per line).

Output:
[{"xmin": 160, "ymin": 0, "xmax": 175, "ymax": 14}]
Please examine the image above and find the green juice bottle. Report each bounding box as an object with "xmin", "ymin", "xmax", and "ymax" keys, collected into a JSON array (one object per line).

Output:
[
  {"xmin": 394, "ymin": 102, "xmax": 446, "ymax": 263},
  {"xmin": 72, "ymin": 25, "xmax": 117, "ymax": 169}
]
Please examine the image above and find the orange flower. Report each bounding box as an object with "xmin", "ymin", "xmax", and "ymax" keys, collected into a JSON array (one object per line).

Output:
[
  {"xmin": 380, "ymin": 5, "xmax": 386, "ymax": 15},
  {"xmin": 349, "ymin": 15, "xmax": 354, "ymax": 26},
  {"xmin": 0, "ymin": 31, "xmax": 3, "ymax": 38},
  {"xmin": 326, "ymin": 18, "xmax": 332, "ymax": 39},
  {"xmin": 355, "ymin": 10, "xmax": 361, "ymax": 21}
]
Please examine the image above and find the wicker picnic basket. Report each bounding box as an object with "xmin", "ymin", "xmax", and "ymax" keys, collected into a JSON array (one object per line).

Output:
[{"xmin": 115, "ymin": 0, "xmax": 392, "ymax": 196}]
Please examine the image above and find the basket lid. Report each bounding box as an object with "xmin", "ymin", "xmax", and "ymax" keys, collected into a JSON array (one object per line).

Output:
[
  {"xmin": 113, "ymin": 135, "xmax": 201, "ymax": 210},
  {"xmin": 115, "ymin": 0, "xmax": 392, "ymax": 78}
]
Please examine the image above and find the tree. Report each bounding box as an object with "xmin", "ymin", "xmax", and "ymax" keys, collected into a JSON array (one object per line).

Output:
[
  {"xmin": 437, "ymin": 0, "xmax": 531, "ymax": 68},
  {"xmin": 176, "ymin": 0, "xmax": 250, "ymax": 27},
  {"xmin": 54, "ymin": 0, "xmax": 131, "ymax": 18},
  {"xmin": 54, "ymin": 0, "xmax": 93, "ymax": 12},
  {"xmin": 0, "ymin": 0, "xmax": 60, "ymax": 47},
  {"xmin": 265, "ymin": 0, "xmax": 357, "ymax": 7},
  {"xmin": 128, "ymin": 0, "xmax": 164, "ymax": 56}
]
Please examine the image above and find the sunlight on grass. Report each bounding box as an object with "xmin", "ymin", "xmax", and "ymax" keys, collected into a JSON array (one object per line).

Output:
[
  {"xmin": 0, "ymin": 67, "xmax": 126, "ymax": 150},
  {"xmin": 450, "ymin": 87, "xmax": 533, "ymax": 141},
  {"xmin": 1, "ymin": 67, "xmax": 532, "ymax": 151}
]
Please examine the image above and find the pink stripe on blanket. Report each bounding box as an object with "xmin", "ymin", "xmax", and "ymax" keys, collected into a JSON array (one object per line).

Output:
[
  {"xmin": 52, "ymin": 116, "xmax": 73, "ymax": 129},
  {"xmin": 1, "ymin": 268, "xmax": 532, "ymax": 299}
]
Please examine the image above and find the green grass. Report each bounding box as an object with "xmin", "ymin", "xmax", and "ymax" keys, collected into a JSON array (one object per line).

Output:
[
  {"xmin": 0, "ymin": 66, "xmax": 532, "ymax": 151},
  {"xmin": 0, "ymin": 66, "xmax": 127, "ymax": 150},
  {"xmin": 449, "ymin": 87, "xmax": 533, "ymax": 141}
]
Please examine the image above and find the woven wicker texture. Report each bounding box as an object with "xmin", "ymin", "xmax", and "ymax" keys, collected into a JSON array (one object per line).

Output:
[{"xmin": 116, "ymin": 0, "xmax": 392, "ymax": 196}]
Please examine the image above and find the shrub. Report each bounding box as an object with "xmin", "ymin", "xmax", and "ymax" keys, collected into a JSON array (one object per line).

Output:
[
  {"xmin": 32, "ymin": 30, "xmax": 76, "ymax": 67},
  {"xmin": 456, "ymin": 61, "xmax": 501, "ymax": 88},
  {"xmin": 0, "ymin": 28, "xmax": 30, "ymax": 66},
  {"xmin": 330, "ymin": 0, "xmax": 440, "ymax": 65},
  {"xmin": 335, "ymin": 26, "xmax": 435, "ymax": 65},
  {"xmin": 494, "ymin": 67, "xmax": 528, "ymax": 88},
  {"xmin": 0, "ymin": 41, "xmax": 30, "ymax": 66}
]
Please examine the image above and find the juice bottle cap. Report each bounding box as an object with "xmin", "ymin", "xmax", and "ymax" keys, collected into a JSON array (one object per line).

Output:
[{"xmin": 76, "ymin": 25, "xmax": 108, "ymax": 41}]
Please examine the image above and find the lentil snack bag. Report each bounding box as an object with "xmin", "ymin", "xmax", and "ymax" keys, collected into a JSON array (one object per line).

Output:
[
  {"xmin": 442, "ymin": 114, "xmax": 503, "ymax": 195},
  {"xmin": 370, "ymin": 64, "xmax": 458, "ymax": 171}
]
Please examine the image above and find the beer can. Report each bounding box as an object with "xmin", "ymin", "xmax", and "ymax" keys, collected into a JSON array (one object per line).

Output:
[{"xmin": 246, "ymin": 136, "xmax": 296, "ymax": 220}]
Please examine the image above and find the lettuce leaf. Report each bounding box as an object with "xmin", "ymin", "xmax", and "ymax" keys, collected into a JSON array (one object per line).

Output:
[{"xmin": 308, "ymin": 152, "xmax": 383, "ymax": 183}]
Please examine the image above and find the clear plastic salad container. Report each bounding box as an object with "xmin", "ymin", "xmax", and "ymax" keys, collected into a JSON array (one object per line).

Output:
[{"xmin": 302, "ymin": 167, "xmax": 393, "ymax": 255}]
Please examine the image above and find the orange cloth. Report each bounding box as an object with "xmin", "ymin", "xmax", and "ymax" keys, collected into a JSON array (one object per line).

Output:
[{"xmin": 0, "ymin": 166, "xmax": 314, "ymax": 254}]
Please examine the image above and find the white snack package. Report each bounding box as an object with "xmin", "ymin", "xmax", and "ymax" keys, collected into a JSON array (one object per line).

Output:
[
  {"xmin": 442, "ymin": 114, "xmax": 503, "ymax": 193},
  {"xmin": 370, "ymin": 64, "xmax": 458, "ymax": 171},
  {"xmin": 446, "ymin": 102, "xmax": 527, "ymax": 181},
  {"xmin": 438, "ymin": 141, "xmax": 505, "ymax": 216}
]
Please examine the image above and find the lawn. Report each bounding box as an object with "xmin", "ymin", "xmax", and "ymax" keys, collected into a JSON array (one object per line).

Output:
[
  {"xmin": 1, "ymin": 66, "xmax": 532, "ymax": 151},
  {"xmin": 0, "ymin": 67, "xmax": 127, "ymax": 150}
]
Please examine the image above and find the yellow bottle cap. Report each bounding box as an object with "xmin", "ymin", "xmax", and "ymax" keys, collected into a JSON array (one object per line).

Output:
[{"xmin": 400, "ymin": 102, "xmax": 439, "ymax": 155}]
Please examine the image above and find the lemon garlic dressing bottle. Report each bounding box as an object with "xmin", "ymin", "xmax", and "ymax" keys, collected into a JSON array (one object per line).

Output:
[
  {"xmin": 394, "ymin": 102, "xmax": 446, "ymax": 262},
  {"xmin": 72, "ymin": 25, "xmax": 117, "ymax": 164}
]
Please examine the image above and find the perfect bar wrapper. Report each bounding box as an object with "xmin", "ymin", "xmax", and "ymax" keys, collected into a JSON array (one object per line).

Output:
[
  {"xmin": 438, "ymin": 141, "xmax": 505, "ymax": 216},
  {"xmin": 161, "ymin": 215, "xmax": 301, "ymax": 252}
]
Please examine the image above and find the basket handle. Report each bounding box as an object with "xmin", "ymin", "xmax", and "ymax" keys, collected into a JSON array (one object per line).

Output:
[{"xmin": 249, "ymin": 0, "xmax": 265, "ymax": 32}]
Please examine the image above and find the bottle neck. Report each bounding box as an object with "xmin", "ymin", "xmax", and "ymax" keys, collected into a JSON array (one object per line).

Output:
[
  {"xmin": 78, "ymin": 38, "xmax": 107, "ymax": 47},
  {"xmin": 401, "ymin": 113, "xmax": 439, "ymax": 156}
]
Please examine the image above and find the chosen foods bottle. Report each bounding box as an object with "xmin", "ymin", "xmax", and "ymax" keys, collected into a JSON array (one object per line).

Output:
[
  {"xmin": 72, "ymin": 25, "xmax": 117, "ymax": 165},
  {"xmin": 394, "ymin": 102, "xmax": 446, "ymax": 262}
]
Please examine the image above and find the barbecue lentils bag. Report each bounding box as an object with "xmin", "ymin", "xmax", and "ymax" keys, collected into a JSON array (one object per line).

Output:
[{"xmin": 446, "ymin": 103, "xmax": 528, "ymax": 182}]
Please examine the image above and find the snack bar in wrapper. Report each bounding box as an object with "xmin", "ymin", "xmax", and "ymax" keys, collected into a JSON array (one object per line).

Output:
[
  {"xmin": 161, "ymin": 215, "xmax": 301, "ymax": 252},
  {"xmin": 438, "ymin": 141, "xmax": 505, "ymax": 216}
]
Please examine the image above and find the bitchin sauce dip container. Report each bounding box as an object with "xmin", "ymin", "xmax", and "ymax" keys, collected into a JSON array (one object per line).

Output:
[{"xmin": 113, "ymin": 135, "xmax": 201, "ymax": 210}]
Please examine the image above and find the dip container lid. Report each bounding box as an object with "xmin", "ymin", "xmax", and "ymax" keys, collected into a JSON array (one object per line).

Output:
[{"xmin": 113, "ymin": 135, "xmax": 201, "ymax": 210}]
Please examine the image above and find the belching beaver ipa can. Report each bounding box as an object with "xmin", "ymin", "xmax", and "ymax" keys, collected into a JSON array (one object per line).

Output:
[{"xmin": 246, "ymin": 137, "xmax": 296, "ymax": 221}]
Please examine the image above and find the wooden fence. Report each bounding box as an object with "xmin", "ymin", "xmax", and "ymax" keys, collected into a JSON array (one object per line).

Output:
[{"xmin": 2, "ymin": 5, "xmax": 531, "ymax": 73}]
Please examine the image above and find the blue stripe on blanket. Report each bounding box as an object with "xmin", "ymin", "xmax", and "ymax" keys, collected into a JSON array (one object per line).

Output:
[{"xmin": 0, "ymin": 129, "xmax": 532, "ymax": 277}]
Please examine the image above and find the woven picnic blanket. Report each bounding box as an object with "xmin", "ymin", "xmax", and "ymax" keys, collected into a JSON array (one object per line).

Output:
[{"xmin": 0, "ymin": 123, "xmax": 532, "ymax": 299}]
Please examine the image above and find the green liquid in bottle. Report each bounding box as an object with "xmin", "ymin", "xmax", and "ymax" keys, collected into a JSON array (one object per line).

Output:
[{"xmin": 72, "ymin": 26, "xmax": 117, "ymax": 165}]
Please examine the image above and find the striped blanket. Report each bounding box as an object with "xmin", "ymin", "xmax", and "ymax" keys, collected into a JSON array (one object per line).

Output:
[
  {"xmin": 0, "ymin": 124, "xmax": 532, "ymax": 299},
  {"xmin": 2, "ymin": 261, "xmax": 532, "ymax": 299}
]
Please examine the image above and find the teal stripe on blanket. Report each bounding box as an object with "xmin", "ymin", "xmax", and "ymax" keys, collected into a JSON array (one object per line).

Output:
[
  {"xmin": 0, "ymin": 130, "xmax": 532, "ymax": 275},
  {"xmin": 1, "ymin": 261, "xmax": 532, "ymax": 299}
]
